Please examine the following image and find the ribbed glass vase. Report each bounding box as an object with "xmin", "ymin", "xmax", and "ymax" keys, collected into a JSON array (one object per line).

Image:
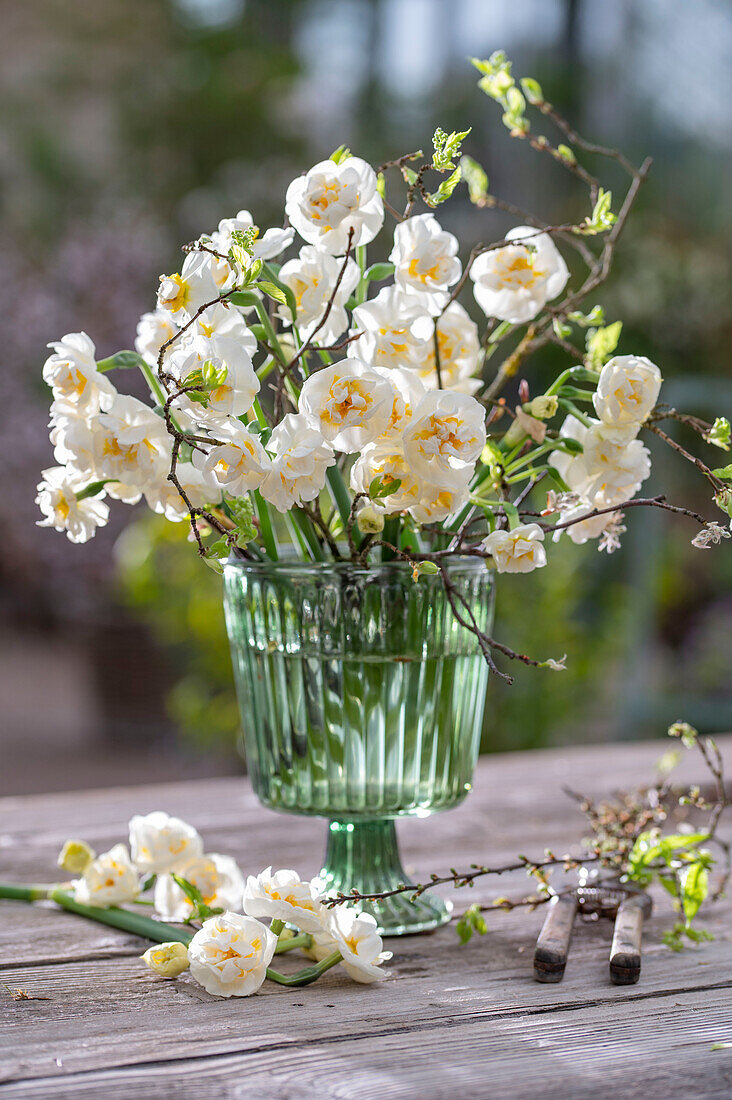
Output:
[{"xmin": 223, "ymin": 558, "xmax": 494, "ymax": 935}]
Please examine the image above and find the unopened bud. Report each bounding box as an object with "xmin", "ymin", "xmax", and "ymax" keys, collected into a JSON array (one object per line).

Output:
[
  {"xmin": 357, "ymin": 503, "xmax": 385, "ymax": 535},
  {"xmin": 526, "ymin": 395, "xmax": 559, "ymax": 420},
  {"xmin": 57, "ymin": 839, "xmax": 96, "ymax": 875},
  {"xmin": 141, "ymin": 942, "xmax": 190, "ymax": 978}
]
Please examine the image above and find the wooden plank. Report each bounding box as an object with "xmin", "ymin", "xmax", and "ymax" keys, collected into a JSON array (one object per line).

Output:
[{"xmin": 1, "ymin": 993, "xmax": 732, "ymax": 1099}]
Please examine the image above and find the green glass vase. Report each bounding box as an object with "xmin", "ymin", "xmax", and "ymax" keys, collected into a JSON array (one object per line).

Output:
[{"xmin": 223, "ymin": 558, "xmax": 494, "ymax": 936}]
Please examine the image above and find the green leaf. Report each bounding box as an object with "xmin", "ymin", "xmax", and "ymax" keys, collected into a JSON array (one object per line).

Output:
[
  {"xmin": 553, "ymin": 317, "xmax": 572, "ymax": 340},
  {"xmin": 330, "ymin": 144, "xmax": 351, "ymax": 164},
  {"xmin": 579, "ymin": 188, "xmax": 616, "ymax": 235},
  {"xmin": 171, "ymin": 875, "xmax": 205, "ymax": 907},
  {"xmin": 96, "ymin": 350, "xmax": 147, "ymax": 373},
  {"xmin": 710, "ymin": 464, "xmax": 732, "ymax": 479},
  {"xmin": 426, "ymin": 166, "xmax": 461, "ymax": 207},
  {"xmin": 520, "ymin": 77, "xmax": 543, "ymax": 104},
  {"xmin": 403, "ymin": 166, "xmax": 418, "ymax": 186},
  {"xmin": 257, "ymin": 280, "xmax": 288, "ymax": 306},
  {"xmin": 556, "ymin": 143, "xmax": 576, "ymax": 165},
  {"xmin": 432, "ymin": 126, "xmax": 471, "ymax": 172},
  {"xmin": 369, "ymin": 475, "xmax": 403, "ymax": 500},
  {"xmin": 460, "ymin": 155, "xmax": 489, "ymax": 204},
  {"xmin": 585, "ymin": 321, "xmax": 622, "ymax": 369},
  {"xmin": 455, "ymin": 903, "xmax": 488, "ymax": 945},
  {"xmin": 705, "ymin": 416, "xmax": 731, "ymax": 452},
  {"xmin": 680, "ymin": 861, "xmax": 709, "ymax": 923},
  {"xmin": 414, "ymin": 561, "xmax": 439, "ymax": 577},
  {"xmin": 363, "ymin": 262, "xmax": 395, "ymax": 283},
  {"xmin": 75, "ymin": 479, "xmax": 114, "ymax": 501}
]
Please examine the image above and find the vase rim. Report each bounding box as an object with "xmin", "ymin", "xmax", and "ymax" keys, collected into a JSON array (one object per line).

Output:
[{"xmin": 223, "ymin": 553, "xmax": 490, "ymax": 577}]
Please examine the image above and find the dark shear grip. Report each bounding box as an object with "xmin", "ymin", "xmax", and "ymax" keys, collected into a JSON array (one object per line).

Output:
[
  {"xmin": 609, "ymin": 894, "xmax": 652, "ymax": 985},
  {"xmin": 534, "ymin": 894, "xmax": 578, "ymax": 983}
]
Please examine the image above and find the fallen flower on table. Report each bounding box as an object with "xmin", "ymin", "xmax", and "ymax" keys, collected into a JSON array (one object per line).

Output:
[
  {"xmin": 141, "ymin": 941, "xmax": 190, "ymax": 978},
  {"xmin": 187, "ymin": 912, "xmax": 277, "ymax": 998},
  {"xmin": 0, "ymin": 808, "xmax": 391, "ymax": 998}
]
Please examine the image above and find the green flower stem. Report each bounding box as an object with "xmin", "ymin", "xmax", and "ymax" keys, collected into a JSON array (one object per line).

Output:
[
  {"xmin": 232, "ymin": 292, "xmax": 289, "ymax": 366},
  {"xmin": 355, "ymin": 244, "xmax": 368, "ymax": 304},
  {"xmin": 284, "ymin": 511, "xmax": 311, "ymax": 558},
  {"xmin": 504, "ymin": 439, "xmax": 566, "ymax": 475},
  {"xmin": 381, "ymin": 516, "xmax": 401, "ymax": 561},
  {"xmin": 557, "ymin": 398, "xmax": 593, "ymax": 426},
  {"xmin": 49, "ymin": 888, "xmax": 193, "ymax": 945},
  {"xmin": 262, "ymin": 263, "xmax": 297, "ymax": 322},
  {"xmin": 291, "ymin": 508, "xmax": 327, "ymax": 561},
  {"xmin": 269, "ymin": 918, "xmax": 285, "ymax": 936},
  {"xmin": 274, "ymin": 933, "xmax": 312, "ymax": 955},
  {"xmin": 0, "ymin": 883, "xmax": 52, "ymax": 902},
  {"xmin": 0, "ymin": 883, "xmax": 193, "ymax": 944},
  {"xmin": 326, "ymin": 466, "xmax": 361, "ymax": 549},
  {"xmin": 545, "ymin": 365, "xmax": 599, "ymax": 396},
  {"xmin": 266, "ymin": 951, "xmax": 342, "ymax": 987},
  {"xmin": 254, "ymin": 489, "xmax": 279, "ymax": 561},
  {"xmin": 256, "ymin": 356, "xmax": 277, "ymax": 382}
]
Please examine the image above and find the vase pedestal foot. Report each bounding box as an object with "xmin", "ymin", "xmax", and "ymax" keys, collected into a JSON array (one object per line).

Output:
[{"xmin": 317, "ymin": 818, "xmax": 452, "ymax": 937}]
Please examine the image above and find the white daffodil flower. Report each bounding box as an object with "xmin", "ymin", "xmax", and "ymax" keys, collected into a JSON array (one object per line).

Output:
[
  {"xmin": 141, "ymin": 941, "xmax": 190, "ymax": 979},
  {"xmin": 286, "ymin": 156, "xmax": 384, "ymax": 254},
  {"xmin": 470, "ymin": 227, "xmax": 569, "ymax": 324},
  {"xmin": 157, "ymin": 251, "xmax": 223, "ymax": 324},
  {"xmin": 168, "ymin": 333, "xmax": 259, "ymax": 424},
  {"xmin": 36, "ymin": 465, "xmax": 109, "ymax": 544},
  {"xmin": 187, "ymin": 912, "xmax": 276, "ymax": 998},
  {"xmin": 144, "ymin": 462, "xmax": 217, "ymax": 523},
  {"xmin": 389, "ymin": 214, "xmax": 461, "ymax": 315},
  {"xmin": 482, "ymin": 523, "xmax": 547, "ymax": 574},
  {"xmin": 73, "ymin": 843, "xmax": 140, "ymax": 907},
  {"xmin": 418, "ymin": 303, "xmax": 482, "ymax": 395},
  {"xmin": 593, "ymin": 355, "xmax": 663, "ymax": 435},
  {"xmin": 549, "ymin": 414, "xmax": 652, "ymax": 509},
  {"xmin": 350, "ymin": 439, "xmax": 422, "ymax": 515},
  {"xmin": 210, "ymin": 209, "xmax": 295, "ymax": 261},
  {"xmin": 408, "ymin": 466, "xmax": 473, "ymax": 525},
  {"xmin": 42, "ymin": 332, "xmax": 116, "ymax": 417},
  {"xmin": 551, "ymin": 503, "xmax": 621, "ymax": 546},
  {"xmin": 185, "ymin": 303, "xmax": 257, "ymax": 356},
  {"xmin": 243, "ymin": 867, "xmax": 326, "ymax": 934},
  {"xmin": 49, "ymin": 411, "xmax": 95, "ymax": 475},
  {"xmin": 89, "ymin": 394, "xmax": 170, "ymax": 503},
  {"xmin": 192, "ymin": 418, "xmax": 271, "ymax": 498},
  {"xmin": 350, "ymin": 285, "xmax": 433, "ymax": 374},
  {"xmin": 260, "ymin": 413, "xmax": 336, "ymax": 512},
  {"xmin": 154, "ymin": 853, "xmax": 246, "ymax": 922},
  {"xmin": 128, "ymin": 811, "xmax": 204, "ymax": 875},
  {"xmin": 299, "ymin": 359, "xmax": 395, "ymax": 452},
  {"xmin": 377, "ymin": 366, "xmax": 426, "ymax": 436},
  {"xmin": 328, "ymin": 908, "xmax": 392, "ymax": 984},
  {"xmin": 277, "ymin": 245, "xmax": 359, "ymax": 343},
  {"xmin": 135, "ymin": 309, "xmax": 179, "ymax": 368},
  {"xmin": 403, "ymin": 390, "xmax": 486, "ymax": 478}
]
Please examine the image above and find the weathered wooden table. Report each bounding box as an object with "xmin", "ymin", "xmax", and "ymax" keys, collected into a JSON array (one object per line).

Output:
[{"xmin": 1, "ymin": 738, "xmax": 731, "ymax": 1099}]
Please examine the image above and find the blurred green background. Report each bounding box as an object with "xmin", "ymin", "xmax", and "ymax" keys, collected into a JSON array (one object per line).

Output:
[{"xmin": 2, "ymin": 0, "xmax": 730, "ymax": 793}]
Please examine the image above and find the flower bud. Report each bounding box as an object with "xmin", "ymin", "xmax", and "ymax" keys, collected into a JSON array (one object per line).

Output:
[
  {"xmin": 357, "ymin": 503, "xmax": 385, "ymax": 535},
  {"xmin": 141, "ymin": 942, "xmax": 190, "ymax": 979},
  {"xmin": 57, "ymin": 839, "xmax": 96, "ymax": 875},
  {"xmin": 526, "ymin": 395, "xmax": 558, "ymax": 420}
]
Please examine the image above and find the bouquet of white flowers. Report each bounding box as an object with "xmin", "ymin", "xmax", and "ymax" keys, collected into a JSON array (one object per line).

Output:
[{"xmin": 36, "ymin": 53, "xmax": 731, "ymax": 676}]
